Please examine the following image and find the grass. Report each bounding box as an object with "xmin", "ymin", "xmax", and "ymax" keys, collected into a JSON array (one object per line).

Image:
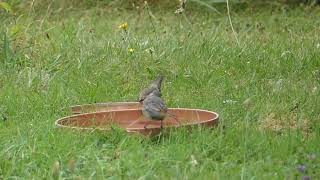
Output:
[{"xmin": 1, "ymin": 2, "xmax": 320, "ymax": 179}]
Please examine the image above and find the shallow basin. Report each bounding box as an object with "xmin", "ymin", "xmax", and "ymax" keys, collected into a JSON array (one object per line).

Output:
[{"xmin": 56, "ymin": 108, "xmax": 219, "ymax": 136}]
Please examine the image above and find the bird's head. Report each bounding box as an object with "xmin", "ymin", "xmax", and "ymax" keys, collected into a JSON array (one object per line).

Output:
[{"xmin": 138, "ymin": 93, "xmax": 147, "ymax": 104}]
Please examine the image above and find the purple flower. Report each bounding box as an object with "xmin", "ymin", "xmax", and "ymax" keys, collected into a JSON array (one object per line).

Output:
[
  {"xmin": 297, "ymin": 164, "xmax": 307, "ymax": 173},
  {"xmin": 301, "ymin": 176, "xmax": 311, "ymax": 180}
]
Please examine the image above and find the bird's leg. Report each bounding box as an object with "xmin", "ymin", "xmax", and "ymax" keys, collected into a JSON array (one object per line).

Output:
[{"xmin": 160, "ymin": 120, "xmax": 163, "ymax": 129}]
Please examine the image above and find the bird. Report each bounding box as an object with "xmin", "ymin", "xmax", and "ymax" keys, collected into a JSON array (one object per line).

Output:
[
  {"xmin": 142, "ymin": 91, "xmax": 168, "ymax": 129},
  {"xmin": 133, "ymin": 75, "xmax": 180, "ymax": 129},
  {"xmin": 138, "ymin": 75, "xmax": 164, "ymax": 104}
]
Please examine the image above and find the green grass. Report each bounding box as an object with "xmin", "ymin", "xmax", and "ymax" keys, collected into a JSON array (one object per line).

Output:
[{"xmin": 1, "ymin": 2, "xmax": 320, "ymax": 179}]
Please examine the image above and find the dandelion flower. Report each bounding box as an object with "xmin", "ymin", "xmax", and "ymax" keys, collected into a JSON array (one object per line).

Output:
[
  {"xmin": 118, "ymin": 22, "xmax": 128, "ymax": 30},
  {"xmin": 128, "ymin": 48, "xmax": 134, "ymax": 53}
]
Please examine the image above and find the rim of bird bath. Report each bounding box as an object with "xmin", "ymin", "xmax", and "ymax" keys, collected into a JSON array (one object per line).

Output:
[
  {"xmin": 55, "ymin": 108, "xmax": 219, "ymax": 136},
  {"xmin": 68, "ymin": 102, "xmax": 142, "ymax": 114}
]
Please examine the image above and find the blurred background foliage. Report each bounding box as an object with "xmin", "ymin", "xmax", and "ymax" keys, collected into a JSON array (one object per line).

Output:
[
  {"xmin": 1, "ymin": 0, "xmax": 319, "ymax": 16},
  {"xmin": 0, "ymin": 0, "xmax": 319, "ymax": 68}
]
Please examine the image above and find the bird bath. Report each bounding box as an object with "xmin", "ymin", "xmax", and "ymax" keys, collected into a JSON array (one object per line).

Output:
[{"xmin": 56, "ymin": 103, "xmax": 219, "ymax": 136}]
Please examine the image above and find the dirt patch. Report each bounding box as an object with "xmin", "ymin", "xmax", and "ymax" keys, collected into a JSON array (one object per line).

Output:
[{"xmin": 259, "ymin": 112, "xmax": 311, "ymax": 135}]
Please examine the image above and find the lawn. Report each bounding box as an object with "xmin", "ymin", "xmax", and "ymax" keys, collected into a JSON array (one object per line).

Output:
[{"xmin": 0, "ymin": 1, "xmax": 320, "ymax": 179}]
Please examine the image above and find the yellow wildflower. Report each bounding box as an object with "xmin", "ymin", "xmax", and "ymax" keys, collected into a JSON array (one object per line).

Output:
[
  {"xmin": 118, "ymin": 22, "xmax": 128, "ymax": 30},
  {"xmin": 128, "ymin": 48, "xmax": 134, "ymax": 53}
]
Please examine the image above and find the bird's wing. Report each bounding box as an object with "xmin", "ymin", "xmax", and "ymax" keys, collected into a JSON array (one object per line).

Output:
[
  {"xmin": 147, "ymin": 102, "xmax": 162, "ymax": 112},
  {"xmin": 159, "ymin": 100, "xmax": 167, "ymax": 110},
  {"xmin": 147, "ymin": 98, "xmax": 167, "ymax": 113}
]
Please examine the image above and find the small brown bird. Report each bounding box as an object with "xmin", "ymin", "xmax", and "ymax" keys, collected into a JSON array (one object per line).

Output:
[
  {"xmin": 142, "ymin": 91, "xmax": 167, "ymax": 129},
  {"xmin": 138, "ymin": 75, "xmax": 164, "ymax": 103},
  {"xmin": 135, "ymin": 75, "xmax": 180, "ymax": 129}
]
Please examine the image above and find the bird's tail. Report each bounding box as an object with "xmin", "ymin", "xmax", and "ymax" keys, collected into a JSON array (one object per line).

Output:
[{"xmin": 152, "ymin": 75, "xmax": 164, "ymax": 90}]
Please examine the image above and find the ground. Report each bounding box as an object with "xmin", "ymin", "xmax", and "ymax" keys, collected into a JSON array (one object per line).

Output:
[{"xmin": 0, "ymin": 2, "xmax": 320, "ymax": 179}]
